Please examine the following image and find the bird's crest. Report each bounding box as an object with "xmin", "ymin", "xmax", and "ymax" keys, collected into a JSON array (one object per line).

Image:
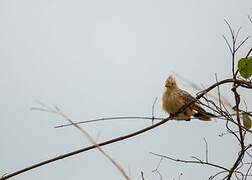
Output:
[{"xmin": 165, "ymin": 75, "xmax": 177, "ymax": 88}]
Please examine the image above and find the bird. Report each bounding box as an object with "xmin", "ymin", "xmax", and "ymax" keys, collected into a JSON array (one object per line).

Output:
[{"xmin": 162, "ymin": 75, "xmax": 214, "ymax": 121}]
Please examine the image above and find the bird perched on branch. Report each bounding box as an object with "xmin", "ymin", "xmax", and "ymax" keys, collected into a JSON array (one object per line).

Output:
[{"xmin": 162, "ymin": 75, "xmax": 214, "ymax": 121}]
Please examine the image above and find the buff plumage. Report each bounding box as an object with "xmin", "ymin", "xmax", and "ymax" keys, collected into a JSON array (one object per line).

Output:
[{"xmin": 162, "ymin": 76, "xmax": 213, "ymax": 121}]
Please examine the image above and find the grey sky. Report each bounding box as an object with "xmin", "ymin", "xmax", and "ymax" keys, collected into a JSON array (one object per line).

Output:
[{"xmin": 1, "ymin": 0, "xmax": 252, "ymax": 179}]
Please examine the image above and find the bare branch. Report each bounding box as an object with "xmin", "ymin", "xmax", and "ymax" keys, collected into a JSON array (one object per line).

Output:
[
  {"xmin": 54, "ymin": 116, "xmax": 164, "ymax": 128},
  {"xmin": 150, "ymin": 152, "xmax": 230, "ymax": 172}
]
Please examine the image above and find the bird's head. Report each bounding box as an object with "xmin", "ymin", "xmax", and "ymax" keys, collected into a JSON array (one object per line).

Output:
[{"xmin": 165, "ymin": 75, "xmax": 177, "ymax": 89}]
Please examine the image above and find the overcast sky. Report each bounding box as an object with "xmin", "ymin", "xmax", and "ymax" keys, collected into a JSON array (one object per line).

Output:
[{"xmin": 1, "ymin": 0, "xmax": 252, "ymax": 179}]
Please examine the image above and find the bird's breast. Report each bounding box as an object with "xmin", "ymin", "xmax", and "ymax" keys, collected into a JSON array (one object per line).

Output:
[{"xmin": 162, "ymin": 91, "xmax": 180, "ymax": 114}]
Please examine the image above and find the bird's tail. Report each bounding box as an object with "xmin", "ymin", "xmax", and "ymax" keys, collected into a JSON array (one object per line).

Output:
[
  {"xmin": 193, "ymin": 112, "xmax": 216, "ymax": 121},
  {"xmin": 192, "ymin": 104, "xmax": 216, "ymax": 121}
]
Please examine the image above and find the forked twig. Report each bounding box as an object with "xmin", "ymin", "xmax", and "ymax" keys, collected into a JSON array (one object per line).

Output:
[{"xmin": 152, "ymin": 157, "xmax": 163, "ymax": 180}]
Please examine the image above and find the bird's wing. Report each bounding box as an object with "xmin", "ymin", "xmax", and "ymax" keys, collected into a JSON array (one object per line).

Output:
[
  {"xmin": 176, "ymin": 89, "xmax": 214, "ymax": 121},
  {"xmin": 177, "ymin": 89, "xmax": 208, "ymax": 113},
  {"xmin": 177, "ymin": 89, "xmax": 197, "ymax": 106}
]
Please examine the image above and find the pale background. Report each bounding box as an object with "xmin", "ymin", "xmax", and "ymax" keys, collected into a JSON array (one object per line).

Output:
[{"xmin": 0, "ymin": 0, "xmax": 252, "ymax": 179}]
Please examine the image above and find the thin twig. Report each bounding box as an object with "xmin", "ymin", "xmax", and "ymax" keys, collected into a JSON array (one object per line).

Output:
[
  {"xmin": 224, "ymin": 19, "xmax": 234, "ymax": 39},
  {"xmin": 245, "ymin": 163, "xmax": 252, "ymax": 180},
  {"xmin": 224, "ymin": 19, "xmax": 236, "ymax": 77},
  {"xmin": 178, "ymin": 173, "xmax": 183, "ymax": 180},
  {"xmin": 152, "ymin": 157, "xmax": 163, "ymax": 180},
  {"xmin": 234, "ymin": 27, "xmax": 242, "ymax": 43},
  {"xmin": 141, "ymin": 171, "xmax": 145, "ymax": 180},
  {"xmin": 208, "ymin": 170, "xmax": 227, "ymax": 180},
  {"xmin": 54, "ymin": 116, "xmax": 164, "ymax": 128},
  {"xmin": 215, "ymin": 73, "xmax": 222, "ymax": 111},
  {"xmin": 150, "ymin": 152, "xmax": 230, "ymax": 172},
  {"xmin": 191, "ymin": 156, "xmax": 203, "ymax": 162},
  {"xmin": 219, "ymin": 130, "xmax": 239, "ymax": 137},
  {"xmin": 245, "ymin": 47, "xmax": 252, "ymax": 58},
  {"xmin": 152, "ymin": 157, "xmax": 163, "ymax": 172},
  {"xmin": 248, "ymin": 15, "xmax": 252, "ymax": 24},
  {"xmin": 152, "ymin": 97, "xmax": 158, "ymax": 125},
  {"xmin": 54, "ymin": 112, "xmax": 252, "ymax": 133},
  {"xmin": 235, "ymin": 36, "xmax": 250, "ymax": 52},
  {"xmin": 222, "ymin": 35, "xmax": 233, "ymax": 54},
  {"xmin": 204, "ymin": 138, "xmax": 209, "ymax": 163}
]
